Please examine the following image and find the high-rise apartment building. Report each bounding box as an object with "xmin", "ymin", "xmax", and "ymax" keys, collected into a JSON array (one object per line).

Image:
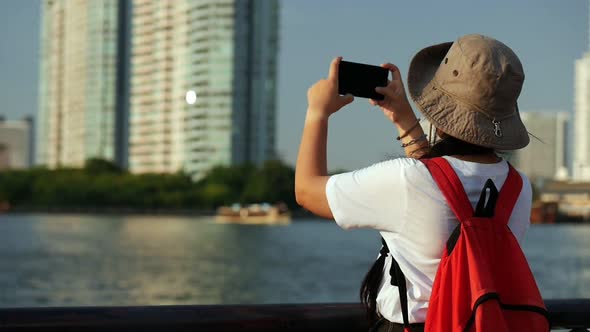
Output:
[
  {"xmin": 129, "ymin": 0, "xmax": 279, "ymax": 179},
  {"xmin": 574, "ymin": 53, "xmax": 590, "ymax": 181},
  {"xmin": 37, "ymin": 0, "xmax": 130, "ymax": 168},
  {"xmin": 512, "ymin": 111, "xmax": 569, "ymax": 180},
  {"xmin": 129, "ymin": 0, "xmax": 191, "ymax": 174},
  {"xmin": 0, "ymin": 117, "xmax": 34, "ymax": 170}
]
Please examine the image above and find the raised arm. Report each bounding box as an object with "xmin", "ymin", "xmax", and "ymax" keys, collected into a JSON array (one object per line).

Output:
[
  {"xmin": 295, "ymin": 57, "xmax": 353, "ymax": 218},
  {"xmin": 295, "ymin": 58, "xmax": 428, "ymax": 219},
  {"xmin": 371, "ymin": 63, "xmax": 429, "ymax": 159}
]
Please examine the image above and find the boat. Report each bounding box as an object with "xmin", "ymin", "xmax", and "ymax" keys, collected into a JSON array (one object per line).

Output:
[
  {"xmin": 0, "ymin": 201, "xmax": 10, "ymax": 213},
  {"xmin": 215, "ymin": 203, "xmax": 291, "ymax": 225},
  {"xmin": 530, "ymin": 201, "xmax": 558, "ymax": 224}
]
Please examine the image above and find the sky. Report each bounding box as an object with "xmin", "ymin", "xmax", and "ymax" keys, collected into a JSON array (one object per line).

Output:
[{"xmin": 0, "ymin": 0, "xmax": 587, "ymax": 171}]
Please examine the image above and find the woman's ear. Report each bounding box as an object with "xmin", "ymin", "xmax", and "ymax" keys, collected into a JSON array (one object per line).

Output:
[{"xmin": 435, "ymin": 128, "xmax": 447, "ymax": 139}]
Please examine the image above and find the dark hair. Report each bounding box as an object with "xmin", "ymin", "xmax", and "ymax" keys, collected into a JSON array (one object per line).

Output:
[
  {"xmin": 359, "ymin": 134, "xmax": 494, "ymax": 324},
  {"xmin": 360, "ymin": 239, "xmax": 389, "ymax": 325},
  {"xmin": 423, "ymin": 134, "xmax": 494, "ymax": 158}
]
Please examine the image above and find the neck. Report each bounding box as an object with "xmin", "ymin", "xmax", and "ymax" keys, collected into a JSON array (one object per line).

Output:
[{"xmin": 449, "ymin": 153, "xmax": 502, "ymax": 164}]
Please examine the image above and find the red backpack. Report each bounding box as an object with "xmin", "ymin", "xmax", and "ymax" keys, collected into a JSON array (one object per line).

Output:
[{"xmin": 411, "ymin": 157, "xmax": 549, "ymax": 332}]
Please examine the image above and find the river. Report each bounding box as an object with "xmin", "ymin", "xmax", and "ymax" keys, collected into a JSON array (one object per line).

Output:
[{"xmin": 0, "ymin": 214, "xmax": 588, "ymax": 307}]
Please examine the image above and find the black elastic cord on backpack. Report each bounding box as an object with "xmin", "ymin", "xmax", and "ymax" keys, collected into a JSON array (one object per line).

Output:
[
  {"xmin": 474, "ymin": 179, "xmax": 499, "ymax": 217},
  {"xmin": 385, "ymin": 180, "xmax": 500, "ymax": 329}
]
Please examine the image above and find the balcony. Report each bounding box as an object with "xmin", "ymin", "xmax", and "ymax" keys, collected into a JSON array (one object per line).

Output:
[{"xmin": 0, "ymin": 300, "xmax": 587, "ymax": 331}]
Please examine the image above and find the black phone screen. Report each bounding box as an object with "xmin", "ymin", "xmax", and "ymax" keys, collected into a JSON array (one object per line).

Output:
[{"xmin": 338, "ymin": 61, "xmax": 389, "ymax": 100}]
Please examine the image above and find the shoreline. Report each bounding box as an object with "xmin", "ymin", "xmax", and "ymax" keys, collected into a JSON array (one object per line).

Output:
[
  {"xmin": 4, "ymin": 208, "xmax": 584, "ymax": 223},
  {"xmin": 1, "ymin": 207, "xmax": 324, "ymax": 221}
]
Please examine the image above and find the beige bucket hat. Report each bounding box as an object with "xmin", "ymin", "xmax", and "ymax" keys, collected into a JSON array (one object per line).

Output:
[{"xmin": 407, "ymin": 34, "xmax": 529, "ymax": 150}]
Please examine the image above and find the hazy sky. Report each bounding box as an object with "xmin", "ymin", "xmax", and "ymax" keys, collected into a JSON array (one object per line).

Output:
[{"xmin": 0, "ymin": 0, "xmax": 586, "ymax": 170}]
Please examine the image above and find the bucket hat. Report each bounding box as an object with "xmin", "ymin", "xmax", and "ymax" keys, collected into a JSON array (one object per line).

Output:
[{"xmin": 407, "ymin": 34, "xmax": 529, "ymax": 150}]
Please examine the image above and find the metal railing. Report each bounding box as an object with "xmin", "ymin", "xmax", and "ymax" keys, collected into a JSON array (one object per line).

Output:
[{"xmin": 0, "ymin": 299, "xmax": 588, "ymax": 331}]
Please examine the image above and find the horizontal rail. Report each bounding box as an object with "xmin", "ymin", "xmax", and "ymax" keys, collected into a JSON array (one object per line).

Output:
[
  {"xmin": 0, "ymin": 303, "xmax": 366, "ymax": 332},
  {"xmin": 0, "ymin": 300, "xmax": 588, "ymax": 331}
]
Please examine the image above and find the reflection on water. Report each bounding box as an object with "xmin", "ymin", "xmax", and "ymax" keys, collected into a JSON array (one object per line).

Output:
[
  {"xmin": 0, "ymin": 214, "xmax": 589, "ymax": 307},
  {"xmin": 523, "ymin": 225, "xmax": 590, "ymax": 298}
]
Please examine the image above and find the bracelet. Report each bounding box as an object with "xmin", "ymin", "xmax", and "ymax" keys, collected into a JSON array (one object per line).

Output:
[
  {"xmin": 396, "ymin": 118, "xmax": 421, "ymax": 141},
  {"xmin": 401, "ymin": 134, "xmax": 427, "ymax": 148}
]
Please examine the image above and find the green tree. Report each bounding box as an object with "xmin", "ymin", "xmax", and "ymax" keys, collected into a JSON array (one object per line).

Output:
[
  {"xmin": 0, "ymin": 170, "xmax": 35, "ymax": 205},
  {"xmin": 198, "ymin": 182, "xmax": 232, "ymax": 208},
  {"xmin": 241, "ymin": 160, "xmax": 296, "ymax": 208},
  {"xmin": 199, "ymin": 164, "xmax": 255, "ymax": 203},
  {"xmin": 84, "ymin": 158, "xmax": 123, "ymax": 175},
  {"xmin": 0, "ymin": 158, "xmax": 298, "ymax": 211}
]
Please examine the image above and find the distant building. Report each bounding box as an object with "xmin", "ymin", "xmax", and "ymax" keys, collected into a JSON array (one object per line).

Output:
[
  {"xmin": 512, "ymin": 111, "xmax": 569, "ymax": 181},
  {"xmin": 129, "ymin": 0, "xmax": 279, "ymax": 179},
  {"xmin": 37, "ymin": 0, "xmax": 131, "ymax": 169},
  {"xmin": 540, "ymin": 181, "xmax": 590, "ymax": 222},
  {"xmin": 0, "ymin": 117, "xmax": 34, "ymax": 170},
  {"xmin": 574, "ymin": 53, "xmax": 590, "ymax": 181}
]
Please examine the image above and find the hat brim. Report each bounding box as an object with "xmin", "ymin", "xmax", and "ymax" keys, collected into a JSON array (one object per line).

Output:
[{"xmin": 407, "ymin": 42, "xmax": 530, "ymax": 150}]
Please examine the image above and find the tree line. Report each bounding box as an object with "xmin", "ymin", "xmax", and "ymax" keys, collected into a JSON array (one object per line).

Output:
[{"xmin": 0, "ymin": 158, "xmax": 296, "ymax": 212}]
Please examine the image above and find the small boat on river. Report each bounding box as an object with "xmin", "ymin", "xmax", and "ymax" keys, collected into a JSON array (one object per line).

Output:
[{"xmin": 215, "ymin": 203, "xmax": 291, "ymax": 225}]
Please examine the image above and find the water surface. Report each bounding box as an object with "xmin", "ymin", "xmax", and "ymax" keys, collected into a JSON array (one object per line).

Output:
[{"xmin": 0, "ymin": 214, "xmax": 588, "ymax": 307}]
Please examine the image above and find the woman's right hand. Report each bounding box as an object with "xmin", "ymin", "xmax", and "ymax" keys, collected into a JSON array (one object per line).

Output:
[{"xmin": 370, "ymin": 63, "xmax": 415, "ymax": 124}]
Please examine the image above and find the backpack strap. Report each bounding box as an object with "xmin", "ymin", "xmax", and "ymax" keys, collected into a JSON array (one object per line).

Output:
[
  {"xmin": 494, "ymin": 163, "xmax": 523, "ymax": 225},
  {"xmin": 380, "ymin": 238, "xmax": 411, "ymax": 329},
  {"xmin": 421, "ymin": 158, "xmax": 474, "ymax": 222},
  {"xmin": 390, "ymin": 255, "xmax": 411, "ymax": 330}
]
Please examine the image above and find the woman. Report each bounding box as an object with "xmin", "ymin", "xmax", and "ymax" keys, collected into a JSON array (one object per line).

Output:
[{"xmin": 295, "ymin": 34, "xmax": 533, "ymax": 331}]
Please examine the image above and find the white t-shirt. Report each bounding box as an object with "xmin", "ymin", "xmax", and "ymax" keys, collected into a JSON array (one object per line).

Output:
[{"xmin": 325, "ymin": 156, "xmax": 532, "ymax": 324}]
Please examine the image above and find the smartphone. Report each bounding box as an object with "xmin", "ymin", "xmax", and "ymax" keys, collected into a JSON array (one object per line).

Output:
[{"xmin": 338, "ymin": 60, "xmax": 389, "ymax": 100}]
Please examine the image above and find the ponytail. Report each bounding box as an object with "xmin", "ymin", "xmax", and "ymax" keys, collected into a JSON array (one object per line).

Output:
[{"xmin": 360, "ymin": 238, "xmax": 389, "ymax": 325}]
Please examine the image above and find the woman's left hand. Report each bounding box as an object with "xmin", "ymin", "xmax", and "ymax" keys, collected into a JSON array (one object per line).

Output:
[
  {"xmin": 370, "ymin": 63, "xmax": 415, "ymax": 124},
  {"xmin": 307, "ymin": 57, "xmax": 354, "ymax": 118}
]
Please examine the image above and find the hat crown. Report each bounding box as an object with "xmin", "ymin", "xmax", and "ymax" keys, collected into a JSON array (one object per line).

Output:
[
  {"xmin": 433, "ymin": 34, "xmax": 524, "ymax": 119},
  {"xmin": 407, "ymin": 34, "xmax": 530, "ymax": 150}
]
